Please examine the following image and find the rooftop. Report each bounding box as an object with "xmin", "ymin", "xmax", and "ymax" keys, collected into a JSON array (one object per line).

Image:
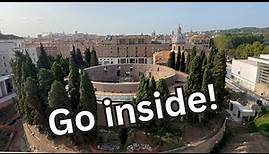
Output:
[
  {"xmin": 230, "ymin": 100, "xmax": 254, "ymax": 113},
  {"xmin": 237, "ymin": 59, "xmax": 257, "ymax": 66},
  {"xmin": 0, "ymin": 75, "xmax": 11, "ymax": 82}
]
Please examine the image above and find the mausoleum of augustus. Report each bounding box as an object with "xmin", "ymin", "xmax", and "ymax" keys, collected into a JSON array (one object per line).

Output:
[{"xmin": 84, "ymin": 64, "xmax": 187, "ymax": 127}]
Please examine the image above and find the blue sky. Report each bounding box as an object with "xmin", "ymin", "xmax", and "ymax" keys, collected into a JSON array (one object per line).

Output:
[{"xmin": 0, "ymin": 2, "xmax": 268, "ymax": 37}]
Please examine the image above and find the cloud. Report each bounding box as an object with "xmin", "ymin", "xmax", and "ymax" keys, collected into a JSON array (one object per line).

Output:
[
  {"xmin": 35, "ymin": 17, "xmax": 45, "ymax": 22},
  {"xmin": 20, "ymin": 17, "xmax": 30, "ymax": 21}
]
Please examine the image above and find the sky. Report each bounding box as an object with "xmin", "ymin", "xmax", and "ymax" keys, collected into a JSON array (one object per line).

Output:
[{"xmin": 0, "ymin": 2, "xmax": 268, "ymax": 37}]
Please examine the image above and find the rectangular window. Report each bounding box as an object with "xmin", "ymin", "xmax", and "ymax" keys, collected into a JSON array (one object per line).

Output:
[
  {"xmin": 120, "ymin": 59, "xmax": 126, "ymax": 64},
  {"xmin": 130, "ymin": 58, "xmax": 135, "ymax": 63},
  {"xmin": 138, "ymin": 58, "xmax": 144, "ymax": 63}
]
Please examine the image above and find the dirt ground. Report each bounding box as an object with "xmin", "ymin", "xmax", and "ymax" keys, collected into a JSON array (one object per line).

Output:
[
  {"xmin": 8, "ymin": 119, "xmax": 29, "ymax": 152},
  {"xmin": 220, "ymin": 132, "xmax": 269, "ymax": 153},
  {"xmin": 220, "ymin": 121, "xmax": 269, "ymax": 153}
]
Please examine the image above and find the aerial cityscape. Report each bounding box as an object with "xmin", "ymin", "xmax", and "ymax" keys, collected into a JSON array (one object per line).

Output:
[{"xmin": 0, "ymin": 2, "xmax": 269, "ymax": 153}]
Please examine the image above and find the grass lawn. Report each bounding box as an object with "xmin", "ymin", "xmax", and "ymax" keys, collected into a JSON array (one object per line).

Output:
[{"xmin": 254, "ymin": 113, "xmax": 269, "ymax": 133}]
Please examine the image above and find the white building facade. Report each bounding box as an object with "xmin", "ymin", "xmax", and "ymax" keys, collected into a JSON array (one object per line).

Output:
[
  {"xmin": 0, "ymin": 39, "xmax": 24, "ymax": 75},
  {"xmin": 227, "ymin": 100, "xmax": 258, "ymax": 122}
]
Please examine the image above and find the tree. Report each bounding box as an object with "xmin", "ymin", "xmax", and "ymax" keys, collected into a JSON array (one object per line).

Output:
[
  {"xmin": 48, "ymin": 80, "xmax": 69, "ymax": 109},
  {"xmin": 90, "ymin": 48, "xmax": 98, "ymax": 66},
  {"xmin": 155, "ymin": 79, "xmax": 171, "ymax": 135},
  {"xmin": 180, "ymin": 51, "xmax": 185, "ymax": 72},
  {"xmin": 149, "ymin": 77, "xmax": 157, "ymax": 97},
  {"xmin": 21, "ymin": 52, "xmax": 37, "ymax": 81},
  {"xmin": 184, "ymin": 55, "xmax": 203, "ymax": 122},
  {"xmin": 156, "ymin": 79, "xmax": 169, "ymax": 99},
  {"xmin": 167, "ymin": 51, "xmax": 176, "ymax": 69},
  {"xmin": 76, "ymin": 48, "xmax": 84, "ymax": 68},
  {"xmin": 185, "ymin": 52, "xmax": 191, "ymax": 74},
  {"xmin": 48, "ymin": 80, "xmax": 69, "ymax": 136},
  {"xmin": 201, "ymin": 51, "xmax": 207, "ymax": 75},
  {"xmin": 119, "ymin": 128, "xmax": 128, "ymax": 149},
  {"xmin": 84, "ymin": 48, "xmax": 91, "ymax": 67},
  {"xmin": 68, "ymin": 52, "xmax": 80, "ymax": 112},
  {"xmin": 212, "ymin": 49, "xmax": 227, "ymax": 110},
  {"xmin": 135, "ymin": 73, "xmax": 146, "ymax": 104},
  {"xmin": 201, "ymin": 64, "xmax": 214, "ymax": 123},
  {"xmin": 37, "ymin": 43, "xmax": 50, "ymax": 69},
  {"xmin": 37, "ymin": 68, "xmax": 54, "ymax": 107},
  {"xmin": 23, "ymin": 77, "xmax": 46, "ymax": 131},
  {"xmin": 77, "ymin": 70, "xmax": 97, "ymax": 142},
  {"xmin": 190, "ymin": 46, "xmax": 197, "ymax": 63},
  {"xmin": 184, "ymin": 55, "xmax": 203, "ymax": 96},
  {"xmin": 51, "ymin": 61, "xmax": 65, "ymax": 84},
  {"xmin": 175, "ymin": 47, "xmax": 181, "ymax": 71}
]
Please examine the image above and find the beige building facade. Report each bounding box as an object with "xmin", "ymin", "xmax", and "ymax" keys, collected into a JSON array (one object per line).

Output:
[{"xmin": 94, "ymin": 35, "xmax": 171, "ymax": 65}]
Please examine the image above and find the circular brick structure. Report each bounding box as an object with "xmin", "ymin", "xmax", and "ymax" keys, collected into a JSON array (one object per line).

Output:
[
  {"xmin": 85, "ymin": 64, "xmax": 186, "ymax": 127},
  {"xmin": 85, "ymin": 64, "xmax": 177, "ymax": 94}
]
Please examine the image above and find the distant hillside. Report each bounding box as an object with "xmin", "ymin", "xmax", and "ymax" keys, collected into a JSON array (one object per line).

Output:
[
  {"xmin": 0, "ymin": 33, "xmax": 23, "ymax": 40},
  {"xmin": 220, "ymin": 27, "xmax": 269, "ymax": 34},
  {"xmin": 204, "ymin": 27, "xmax": 269, "ymax": 35}
]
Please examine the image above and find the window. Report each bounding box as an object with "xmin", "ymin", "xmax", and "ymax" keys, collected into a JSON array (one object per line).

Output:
[
  {"xmin": 3, "ymin": 56, "xmax": 5, "ymax": 59},
  {"xmin": 237, "ymin": 111, "xmax": 240, "ymax": 118},
  {"xmin": 120, "ymin": 59, "xmax": 126, "ymax": 64},
  {"xmin": 4, "ymin": 63, "xmax": 6, "ymax": 67},
  {"xmin": 138, "ymin": 58, "xmax": 144, "ymax": 63},
  {"xmin": 130, "ymin": 58, "xmax": 135, "ymax": 63}
]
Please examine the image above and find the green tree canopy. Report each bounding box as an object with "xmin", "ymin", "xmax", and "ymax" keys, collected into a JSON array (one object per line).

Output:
[
  {"xmin": 37, "ymin": 43, "xmax": 50, "ymax": 69},
  {"xmin": 167, "ymin": 51, "xmax": 176, "ymax": 69}
]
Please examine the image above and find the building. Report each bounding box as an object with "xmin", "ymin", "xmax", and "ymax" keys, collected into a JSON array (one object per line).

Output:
[
  {"xmin": 0, "ymin": 75, "xmax": 14, "ymax": 98},
  {"xmin": 227, "ymin": 100, "xmax": 259, "ymax": 122},
  {"xmin": 84, "ymin": 63, "xmax": 186, "ymax": 127},
  {"xmin": 171, "ymin": 25, "xmax": 211, "ymax": 55},
  {"xmin": 94, "ymin": 35, "xmax": 171, "ymax": 65},
  {"xmin": 227, "ymin": 54, "xmax": 269, "ymax": 105},
  {"xmin": 152, "ymin": 50, "xmax": 171, "ymax": 65},
  {"xmin": 0, "ymin": 39, "xmax": 24, "ymax": 75},
  {"xmin": 187, "ymin": 33, "xmax": 211, "ymax": 51},
  {"xmin": 228, "ymin": 58, "xmax": 259, "ymax": 91}
]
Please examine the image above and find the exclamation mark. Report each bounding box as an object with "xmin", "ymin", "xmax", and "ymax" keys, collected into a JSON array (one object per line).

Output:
[{"xmin": 208, "ymin": 84, "xmax": 217, "ymax": 110}]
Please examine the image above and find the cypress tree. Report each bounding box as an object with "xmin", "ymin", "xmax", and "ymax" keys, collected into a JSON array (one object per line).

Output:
[
  {"xmin": 201, "ymin": 51, "xmax": 207, "ymax": 75},
  {"xmin": 90, "ymin": 49, "xmax": 98, "ymax": 66},
  {"xmin": 48, "ymin": 80, "xmax": 69, "ymax": 135},
  {"xmin": 167, "ymin": 51, "xmax": 176, "ymax": 69},
  {"xmin": 142, "ymin": 78, "xmax": 150, "ymax": 100},
  {"xmin": 185, "ymin": 52, "xmax": 191, "ymax": 74},
  {"xmin": 184, "ymin": 56, "xmax": 203, "ymax": 122},
  {"xmin": 212, "ymin": 49, "xmax": 227, "ymax": 110},
  {"xmin": 84, "ymin": 48, "xmax": 91, "ymax": 67},
  {"xmin": 119, "ymin": 128, "xmax": 128, "ymax": 149},
  {"xmin": 51, "ymin": 61, "xmax": 65, "ymax": 84},
  {"xmin": 180, "ymin": 51, "xmax": 186, "ymax": 72},
  {"xmin": 135, "ymin": 73, "xmax": 146, "ymax": 103},
  {"xmin": 37, "ymin": 43, "xmax": 50, "ymax": 69},
  {"xmin": 76, "ymin": 48, "xmax": 84, "ymax": 68},
  {"xmin": 23, "ymin": 77, "xmax": 46, "ymax": 131},
  {"xmin": 156, "ymin": 79, "xmax": 169, "ymax": 99},
  {"xmin": 78, "ymin": 70, "xmax": 97, "ymax": 142},
  {"xmin": 68, "ymin": 51, "xmax": 80, "ymax": 112},
  {"xmin": 149, "ymin": 77, "xmax": 157, "ymax": 97},
  {"xmin": 38, "ymin": 68, "xmax": 54, "ymax": 106},
  {"xmin": 184, "ymin": 55, "xmax": 203, "ymax": 96},
  {"xmin": 190, "ymin": 46, "xmax": 197, "ymax": 62},
  {"xmin": 175, "ymin": 47, "xmax": 181, "ymax": 71},
  {"xmin": 48, "ymin": 80, "xmax": 69, "ymax": 109},
  {"xmin": 22, "ymin": 52, "xmax": 37, "ymax": 81},
  {"xmin": 155, "ymin": 79, "xmax": 171, "ymax": 135}
]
